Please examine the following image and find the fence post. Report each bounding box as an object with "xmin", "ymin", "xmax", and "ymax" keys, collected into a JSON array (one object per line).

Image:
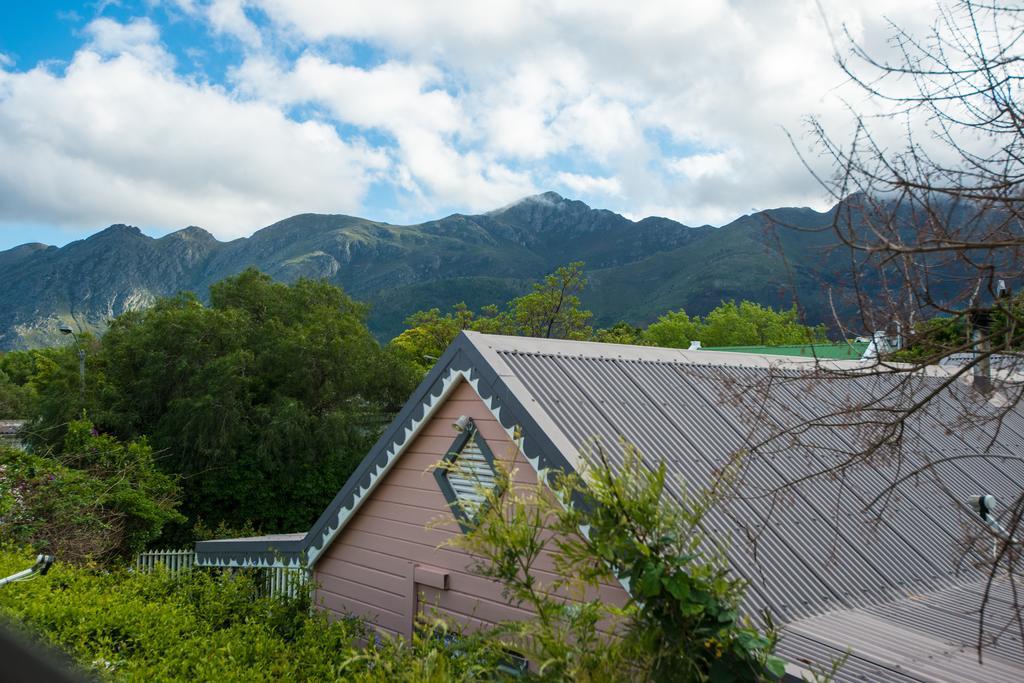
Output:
[{"xmin": 134, "ymin": 549, "xmax": 196, "ymax": 575}]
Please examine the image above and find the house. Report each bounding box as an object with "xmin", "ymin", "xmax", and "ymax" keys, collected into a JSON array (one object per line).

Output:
[
  {"xmin": 196, "ymin": 332, "xmax": 1024, "ymax": 682},
  {"xmin": 0, "ymin": 420, "xmax": 26, "ymax": 451}
]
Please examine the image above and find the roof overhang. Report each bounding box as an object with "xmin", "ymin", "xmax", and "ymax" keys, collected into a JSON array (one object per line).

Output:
[{"xmin": 194, "ymin": 534, "xmax": 306, "ymax": 569}]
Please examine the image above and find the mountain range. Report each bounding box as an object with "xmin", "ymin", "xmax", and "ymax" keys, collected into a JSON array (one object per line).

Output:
[{"xmin": 0, "ymin": 192, "xmax": 856, "ymax": 349}]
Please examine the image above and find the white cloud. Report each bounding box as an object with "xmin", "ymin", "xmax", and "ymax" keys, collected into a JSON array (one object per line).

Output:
[
  {"xmin": 232, "ymin": 54, "xmax": 534, "ymax": 212},
  {"xmin": 241, "ymin": 0, "xmax": 939, "ymax": 224},
  {"xmin": 2, "ymin": 1, "xmax": 953, "ymax": 242},
  {"xmin": 235, "ymin": 56, "xmax": 460, "ymax": 134},
  {"xmin": 0, "ymin": 26, "xmax": 386, "ymax": 238},
  {"xmin": 555, "ymin": 172, "xmax": 622, "ymax": 197},
  {"xmin": 668, "ymin": 151, "xmax": 739, "ymax": 181},
  {"xmin": 83, "ymin": 17, "xmax": 171, "ymax": 67},
  {"xmin": 207, "ymin": 0, "xmax": 262, "ymax": 48}
]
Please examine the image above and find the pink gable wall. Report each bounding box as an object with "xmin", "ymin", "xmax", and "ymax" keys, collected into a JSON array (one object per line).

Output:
[{"xmin": 312, "ymin": 379, "xmax": 630, "ymax": 640}]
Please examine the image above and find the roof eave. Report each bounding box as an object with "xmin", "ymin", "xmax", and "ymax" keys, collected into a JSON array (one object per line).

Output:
[{"xmin": 194, "ymin": 538, "xmax": 306, "ymax": 569}]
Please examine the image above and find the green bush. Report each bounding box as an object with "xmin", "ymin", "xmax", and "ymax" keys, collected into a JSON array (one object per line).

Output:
[
  {"xmin": 0, "ymin": 420, "xmax": 182, "ymax": 564},
  {"xmin": 448, "ymin": 442, "xmax": 786, "ymax": 682},
  {"xmin": 0, "ymin": 548, "xmax": 505, "ymax": 682}
]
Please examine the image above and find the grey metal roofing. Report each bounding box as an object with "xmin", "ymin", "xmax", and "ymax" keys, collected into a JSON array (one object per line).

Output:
[
  {"xmin": 195, "ymin": 332, "xmax": 1024, "ymax": 681},
  {"xmin": 778, "ymin": 579, "xmax": 1024, "ymax": 682}
]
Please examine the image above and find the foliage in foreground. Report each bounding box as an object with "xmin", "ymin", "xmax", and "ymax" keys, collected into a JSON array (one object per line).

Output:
[
  {"xmin": 446, "ymin": 441, "xmax": 785, "ymax": 682},
  {"xmin": 0, "ymin": 421, "xmax": 182, "ymax": 564},
  {"xmin": 0, "ymin": 548, "xmax": 505, "ymax": 682},
  {"xmin": 0, "ymin": 440, "xmax": 795, "ymax": 682}
]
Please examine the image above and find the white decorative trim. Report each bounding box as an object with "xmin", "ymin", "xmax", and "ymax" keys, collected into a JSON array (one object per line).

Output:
[
  {"xmin": 196, "ymin": 556, "xmax": 304, "ymax": 570},
  {"xmin": 306, "ymin": 368, "xmax": 525, "ymax": 568}
]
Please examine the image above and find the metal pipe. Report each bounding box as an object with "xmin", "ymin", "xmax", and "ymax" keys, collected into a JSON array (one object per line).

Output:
[{"xmin": 0, "ymin": 555, "xmax": 54, "ymax": 588}]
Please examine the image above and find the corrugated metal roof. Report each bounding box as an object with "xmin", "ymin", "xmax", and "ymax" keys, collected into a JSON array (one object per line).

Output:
[
  {"xmin": 780, "ymin": 579, "xmax": 1024, "ymax": 682},
  {"xmin": 470, "ymin": 333, "xmax": 1023, "ymax": 681},
  {"xmin": 494, "ymin": 345, "xmax": 1009, "ymax": 618}
]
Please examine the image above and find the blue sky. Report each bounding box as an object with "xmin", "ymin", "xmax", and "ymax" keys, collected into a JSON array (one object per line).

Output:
[{"xmin": 0, "ymin": 1, "xmax": 938, "ymax": 250}]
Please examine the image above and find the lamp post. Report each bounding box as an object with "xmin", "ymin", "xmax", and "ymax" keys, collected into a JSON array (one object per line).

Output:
[{"xmin": 58, "ymin": 324, "xmax": 85, "ymax": 400}]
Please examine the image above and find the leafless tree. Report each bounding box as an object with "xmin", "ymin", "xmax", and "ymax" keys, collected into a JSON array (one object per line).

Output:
[{"xmin": 725, "ymin": 0, "xmax": 1024, "ymax": 662}]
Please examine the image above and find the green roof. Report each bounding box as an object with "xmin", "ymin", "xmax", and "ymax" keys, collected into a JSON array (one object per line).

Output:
[{"xmin": 702, "ymin": 342, "xmax": 869, "ymax": 360}]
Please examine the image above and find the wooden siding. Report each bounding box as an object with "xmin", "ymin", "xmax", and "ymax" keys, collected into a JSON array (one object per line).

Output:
[{"xmin": 312, "ymin": 379, "xmax": 630, "ymax": 640}]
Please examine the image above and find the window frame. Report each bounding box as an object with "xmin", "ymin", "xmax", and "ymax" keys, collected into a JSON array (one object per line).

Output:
[{"xmin": 433, "ymin": 420, "xmax": 502, "ymax": 533}]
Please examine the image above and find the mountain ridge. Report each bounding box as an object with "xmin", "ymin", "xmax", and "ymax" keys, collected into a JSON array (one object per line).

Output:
[{"xmin": 0, "ymin": 192, "xmax": 846, "ymax": 349}]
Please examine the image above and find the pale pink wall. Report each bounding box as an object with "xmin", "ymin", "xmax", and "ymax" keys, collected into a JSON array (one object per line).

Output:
[{"xmin": 312, "ymin": 379, "xmax": 629, "ymax": 640}]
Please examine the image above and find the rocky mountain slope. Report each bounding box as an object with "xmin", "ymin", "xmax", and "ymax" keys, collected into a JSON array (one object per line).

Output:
[{"xmin": 0, "ymin": 192, "xmax": 853, "ymax": 349}]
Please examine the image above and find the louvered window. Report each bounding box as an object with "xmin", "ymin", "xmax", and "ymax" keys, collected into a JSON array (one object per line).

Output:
[
  {"xmin": 435, "ymin": 421, "xmax": 501, "ymax": 531},
  {"xmin": 446, "ymin": 437, "xmax": 497, "ymax": 509}
]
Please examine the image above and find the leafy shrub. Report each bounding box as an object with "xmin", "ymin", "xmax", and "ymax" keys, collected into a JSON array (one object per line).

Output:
[
  {"xmin": 0, "ymin": 548, "xmax": 505, "ymax": 682},
  {"xmin": 0, "ymin": 419, "xmax": 182, "ymax": 564},
  {"xmin": 448, "ymin": 442, "xmax": 786, "ymax": 682}
]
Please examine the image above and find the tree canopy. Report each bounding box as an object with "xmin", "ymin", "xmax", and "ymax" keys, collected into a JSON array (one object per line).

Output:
[
  {"xmin": 643, "ymin": 301, "xmax": 827, "ymax": 349},
  {"xmin": 391, "ymin": 262, "xmax": 592, "ymax": 372},
  {"xmin": 26, "ymin": 269, "xmax": 419, "ymax": 542}
]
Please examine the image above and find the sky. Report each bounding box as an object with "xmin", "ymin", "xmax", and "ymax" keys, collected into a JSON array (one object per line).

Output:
[{"xmin": 0, "ymin": 0, "xmax": 940, "ymax": 250}]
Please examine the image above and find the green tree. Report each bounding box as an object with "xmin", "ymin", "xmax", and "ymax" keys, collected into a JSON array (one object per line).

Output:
[
  {"xmin": 0, "ymin": 349, "xmax": 42, "ymax": 386},
  {"xmin": 0, "ymin": 368, "xmax": 33, "ymax": 418},
  {"xmin": 643, "ymin": 310, "xmax": 701, "ymax": 349},
  {"xmin": 0, "ymin": 418, "xmax": 182, "ymax": 563},
  {"xmin": 390, "ymin": 303, "xmax": 510, "ymax": 373},
  {"xmin": 391, "ymin": 263, "xmax": 594, "ymax": 371},
  {"xmin": 23, "ymin": 337, "xmax": 106, "ymax": 445},
  {"xmin": 30, "ymin": 269, "xmax": 418, "ymax": 542},
  {"xmin": 643, "ymin": 301, "xmax": 827, "ymax": 349},
  {"xmin": 592, "ymin": 321, "xmax": 645, "ymax": 345},
  {"xmin": 509, "ymin": 261, "xmax": 592, "ymax": 340}
]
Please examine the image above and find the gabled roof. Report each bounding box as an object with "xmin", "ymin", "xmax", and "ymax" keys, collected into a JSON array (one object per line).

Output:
[{"xmin": 196, "ymin": 332, "xmax": 1024, "ymax": 680}]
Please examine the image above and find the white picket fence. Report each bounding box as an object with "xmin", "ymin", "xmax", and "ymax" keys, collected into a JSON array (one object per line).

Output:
[
  {"xmin": 135, "ymin": 549, "xmax": 307, "ymax": 598},
  {"xmin": 136, "ymin": 548, "xmax": 196, "ymax": 573}
]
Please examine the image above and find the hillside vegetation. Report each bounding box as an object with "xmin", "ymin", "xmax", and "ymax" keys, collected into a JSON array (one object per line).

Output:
[{"xmin": 0, "ymin": 192, "xmax": 854, "ymax": 350}]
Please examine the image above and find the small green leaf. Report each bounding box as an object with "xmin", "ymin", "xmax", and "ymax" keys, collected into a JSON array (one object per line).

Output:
[
  {"xmin": 638, "ymin": 564, "xmax": 663, "ymax": 597},
  {"xmin": 680, "ymin": 602, "xmax": 705, "ymax": 617},
  {"xmin": 764, "ymin": 655, "xmax": 787, "ymax": 680},
  {"xmin": 665, "ymin": 574, "xmax": 691, "ymax": 601}
]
